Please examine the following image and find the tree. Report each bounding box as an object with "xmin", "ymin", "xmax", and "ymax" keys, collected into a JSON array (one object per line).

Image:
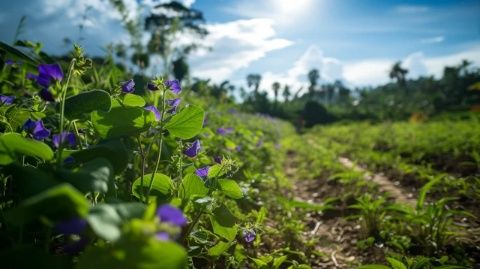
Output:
[
  {"xmin": 246, "ymin": 74, "xmax": 262, "ymax": 93},
  {"xmin": 110, "ymin": 0, "xmax": 148, "ymax": 70},
  {"xmin": 308, "ymin": 69, "xmax": 320, "ymax": 97},
  {"xmin": 389, "ymin": 61, "xmax": 408, "ymax": 86},
  {"xmin": 282, "ymin": 85, "xmax": 291, "ymax": 102},
  {"xmin": 145, "ymin": 1, "xmax": 207, "ymax": 76},
  {"xmin": 272, "ymin": 82, "xmax": 280, "ymax": 103},
  {"xmin": 172, "ymin": 56, "xmax": 189, "ymax": 82}
]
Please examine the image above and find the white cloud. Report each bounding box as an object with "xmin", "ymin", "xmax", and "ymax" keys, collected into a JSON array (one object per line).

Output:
[
  {"xmin": 258, "ymin": 45, "xmax": 480, "ymax": 92},
  {"xmin": 424, "ymin": 46, "xmax": 480, "ymax": 76},
  {"xmin": 190, "ymin": 18, "xmax": 293, "ymax": 82},
  {"xmin": 403, "ymin": 52, "xmax": 428, "ymax": 78},
  {"xmin": 226, "ymin": 0, "xmax": 318, "ymax": 27},
  {"xmin": 395, "ymin": 5, "xmax": 430, "ymax": 14},
  {"xmin": 420, "ymin": 36, "xmax": 445, "ymax": 44},
  {"xmin": 258, "ymin": 46, "xmax": 344, "ymax": 98},
  {"xmin": 343, "ymin": 59, "xmax": 392, "ymax": 86},
  {"xmin": 344, "ymin": 46, "xmax": 480, "ymax": 86}
]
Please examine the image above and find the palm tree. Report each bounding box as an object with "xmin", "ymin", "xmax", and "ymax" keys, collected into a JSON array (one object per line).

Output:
[
  {"xmin": 246, "ymin": 74, "xmax": 262, "ymax": 93},
  {"xmin": 308, "ymin": 69, "xmax": 320, "ymax": 97},
  {"xmin": 272, "ymin": 82, "xmax": 280, "ymax": 103},
  {"xmin": 389, "ymin": 61, "xmax": 408, "ymax": 86},
  {"xmin": 282, "ymin": 85, "xmax": 291, "ymax": 102}
]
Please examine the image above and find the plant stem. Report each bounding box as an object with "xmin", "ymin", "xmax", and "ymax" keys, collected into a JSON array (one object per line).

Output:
[
  {"xmin": 72, "ymin": 121, "xmax": 83, "ymax": 150},
  {"xmin": 56, "ymin": 59, "xmax": 76, "ymax": 167},
  {"xmin": 146, "ymin": 88, "xmax": 167, "ymax": 203},
  {"xmin": 137, "ymin": 136, "xmax": 147, "ymax": 202}
]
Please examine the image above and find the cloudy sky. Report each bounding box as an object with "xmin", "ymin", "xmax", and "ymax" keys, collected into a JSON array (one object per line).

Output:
[{"xmin": 1, "ymin": 0, "xmax": 479, "ymax": 95}]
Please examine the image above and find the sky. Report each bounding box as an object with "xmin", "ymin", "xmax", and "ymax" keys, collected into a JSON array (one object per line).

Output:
[{"xmin": 0, "ymin": 0, "xmax": 479, "ymax": 96}]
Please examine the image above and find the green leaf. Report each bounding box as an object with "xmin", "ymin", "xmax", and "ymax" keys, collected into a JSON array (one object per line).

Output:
[
  {"xmin": 218, "ymin": 179, "xmax": 243, "ymax": 199},
  {"xmin": 64, "ymin": 90, "xmax": 111, "ymax": 119},
  {"xmin": 273, "ymin": 255, "xmax": 288, "ymax": 269},
  {"xmin": 178, "ymin": 174, "xmax": 208, "ymax": 199},
  {"xmin": 210, "ymin": 204, "xmax": 237, "ymax": 241},
  {"xmin": 6, "ymin": 164, "xmax": 58, "ymax": 198},
  {"xmin": 386, "ymin": 258, "xmax": 407, "ymax": 269},
  {"xmin": 0, "ymin": 133, "xmax": 54, "ymax": 165},
  {"xmin": 165, "ymin": 105, "xmax": 204, "ymax": 139},
  {"xmin": 132, "ymin": 173, "xmax": 173, "ymax": 200},
  {"xmin": 87, "ymin": 203, "xmax": 146, "ymax": 241},
  {"xmin": 76, "ymin": 232, "xmax": 187, "ymax": 269},
  {"xmin": 122, "ymin": 93, "xmax": 145, "ymax": 107},
  {"xmin": 0, "ymin": 41, "xmax": 40, "ymax": 67},
  {"xmin": 57, "ymin": 158, "xmax": 113, "ymax": 193},
  {"xmin": 417, "ymin": 177, "xmax": 441, "ymax": 209},
  {"xmin": 91, "ymin": 106, "xmax": 154, "ymax": 139},
  {"xmin": 208, "ymin": 164, "xmax": 227, "ymax": 178},
  {"xmin": 6, "ymin": 184, "xmax": 90, "ymax": 225},
  {"xmin": 208, "ymin": 241, "xmax": 233, "ymax": 257},
  {"xmin": 71, "ymin": 139, "xmax": 130, "ymax": 174}
]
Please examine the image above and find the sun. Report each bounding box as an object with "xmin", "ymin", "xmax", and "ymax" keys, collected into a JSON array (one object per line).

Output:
[{"xmin": 274, "ymin": 0, "xmax": 314, "ymax": 16}]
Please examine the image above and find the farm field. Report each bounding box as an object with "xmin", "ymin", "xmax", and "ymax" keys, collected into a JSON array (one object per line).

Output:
[{"xmin": 1, "ymin": 1, "xmax": 480, "ymax": 268}]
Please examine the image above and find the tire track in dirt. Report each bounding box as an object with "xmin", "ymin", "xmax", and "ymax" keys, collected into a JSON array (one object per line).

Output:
[
  {"xmin": 284, "ymin": 138, "xmax": 418, "ymax": 267},
  {"xmin": 337, "ymin": 157, "xmax": 416, "ymax": 207},
  {"xmin": 285, "ymin": 152, "xmax": 363, "ymax": 268}
]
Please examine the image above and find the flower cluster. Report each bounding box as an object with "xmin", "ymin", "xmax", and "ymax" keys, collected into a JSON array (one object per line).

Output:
[
  {"xmin": 142, "ymin": 79, "xmax": 182, "ymax": 121},
  {"xmin": 22, "ymin": 118, "xmax": 76, "ymax": 148},
  {"xmin": 27, "ymin": 63, "xmax": 64, "ymax": 102}
]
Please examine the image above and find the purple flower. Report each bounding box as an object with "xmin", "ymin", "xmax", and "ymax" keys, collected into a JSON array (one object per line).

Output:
[
  {"xmin": 217, "ymin": 128, "xmax": 227, "ymax": 135},
  {"xmin": 183, "ymin": 140, "xmax": 201, "ymax": 158},
  {"xmin": 167, "ymin": 98, "xmax": 181, "ymax": 107},
  {"xmin": 236, "ymin": 145, "xmax": 242, "ymax": 152},
  {"xmin": 156, "ymin": 204, "xmax": 187, "ymax": 227},
  {"xmin": 214, "ymin": 156, "xmax": 222, "ymax": 164},
  {"xmin": 165, "ymin": 80, "xmax": 181, "ymax": 94},
  {"xmin": 121, "ymin": 79, "xmax": 135, "ymax": 93},
  {"xmin": 53, "ymin": 132, "xmax": 76, "ymax": 148},
  {"xmin": 147, "ymin": 82, "xmax": 159, "ymax": 91},
  {"xmin": 167, "ymin": 98, "xmax": 181, "ymax": 114},
  {"xmin": 39, "ymin": 88, "xmax": 55, "ymax": 102},
  {"xmin": 26, "ymin": 72, "xmax": 37, "ymax": 80},
  {"xmin": 5, "ymin": 59, "xmax": 14, "ymax": 65},
  {"xmin": 144, "ymin": 105, "xmax": 161, "ymax": 121},
  {"xmin": 243, "ymin": 229, "xmax": 256, "ymax": 243},
  {"xmin": 155, "ymin": 232, "xmax": 170, "ymax": 241},
  {"xmin": 54, "ymin": 218, "xmax": 87, "ymax": 235},
  {"xmin": 36, "ymin": 63, "xmax": 64, "ymax": 88},
  {"xmin": 195, "ymin": 166, "xmax": 209, "ymax": 178},
  {"xmin": 217, "ymin": 127, "xmax": 233, "ymax": 136},
  {"xmin": 0, "ymin": 95, "xmax": 15, "ymax": 105},
  {"xmin": 23, "ymin": 119, "xmax": 51, "ymax": 140}
]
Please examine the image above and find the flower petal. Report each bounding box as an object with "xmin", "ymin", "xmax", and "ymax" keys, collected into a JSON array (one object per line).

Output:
[
  {"xmin": 144, "ymin": 105, "xmax": 161, "ymax": 121},
  {"xmin": 183, "ymin": 140, "xmax": 201, "ymax": 158},
  {"xmin": 156, "ymin": 205, "xmax": 187, "ymax": 227}
]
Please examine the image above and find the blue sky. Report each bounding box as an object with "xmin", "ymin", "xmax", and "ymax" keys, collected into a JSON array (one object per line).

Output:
[{"xmin": 1, "ymin": 0, "xmax": 479, "ymax": 94}]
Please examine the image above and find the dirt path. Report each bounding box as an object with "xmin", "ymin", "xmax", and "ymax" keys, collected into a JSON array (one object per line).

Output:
[
  {"xmin": 338, "ymin": 157, "xmax": 416, "ymax": 207},
  {"xmin": 284, "ymin": 141, "xmax": 417, "ymax": 267},
  {"xmin": 285, "ymin": 153, "xmax": 366, "ymax": 268}
]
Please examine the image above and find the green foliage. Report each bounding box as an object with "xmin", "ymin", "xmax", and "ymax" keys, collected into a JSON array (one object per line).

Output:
[
  {"xmin": 64, "ymin": 90, "xmax": 111, "ymax": 119},
  {"xmin": 6, "ymin": 184, "xmax": 90, "ymax": 225},
  {"xmin": 0, "ymin": 133, "xmax": 54, "ymax": 164},
  {"xmin": 165, "ymin": 105, "xmax": 204, "ymax": 139},
  {"xmin": 91, "ymin": 106, "xmax": 154, "ymax": 139}
]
